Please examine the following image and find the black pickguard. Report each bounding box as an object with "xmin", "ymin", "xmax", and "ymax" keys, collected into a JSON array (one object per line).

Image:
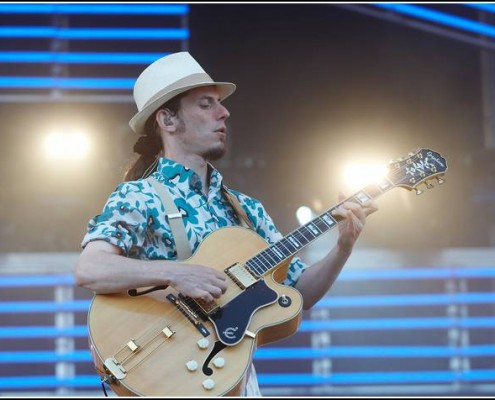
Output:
[{"xmin": 209, "ymin": 280, "xmax": 278, "ymax": 345}]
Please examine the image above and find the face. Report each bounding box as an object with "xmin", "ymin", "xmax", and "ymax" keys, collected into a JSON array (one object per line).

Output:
[{"xmin": 169, "ymin": 86, "xmax": 231, "ymax": 161}]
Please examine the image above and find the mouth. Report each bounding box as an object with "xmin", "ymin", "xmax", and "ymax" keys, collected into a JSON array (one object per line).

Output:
[{"xmin": 215, "ymin": 127, "xmax": 227, "ymax": 140}]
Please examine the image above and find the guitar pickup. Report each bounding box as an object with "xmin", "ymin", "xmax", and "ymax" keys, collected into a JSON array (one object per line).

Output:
[{"xmin": 225, "ymin": 263, "xmax": 257, "ymax": 289}]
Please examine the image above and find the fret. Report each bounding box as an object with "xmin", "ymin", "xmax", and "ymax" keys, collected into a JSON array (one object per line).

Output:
[
  {"xmin": 306, "ymin": 222, "xmax": 321, "ymax": 236},
  {"xmin": 256, "ymin": 251, "xmax": 272, "ymax": 266},
  {"xmin": 297, "ymin": 227, "xmax": 315, "ymax": 241},
  {"xmin": 375, "ymin": 177, "xmax": 393, "ymax": 192},
  {"xmin": 282, "ymin": 237, "xmax": 298, "ymax": 252},
  {"xmin": 260, "ymin": 249, "xmax": 279, "ymax": 266},
  {"xmin": 364, "ymin": 182, "xmax": 384, "ymax": 198},
  {"xmin": 289, "ymin": 233, "xmax": 306, "ymax": 247},
  {"xmin": 275, "ymin": 241, "xmax": 294, "ymax": 257},
  {"xmin": 246, "ymin": 257, "xmax": 264, "ymax": 275},
  {"xmin": 270, "ymin": 245, "xmax": 285, "ymax": 260},
  {"xmin": 321, "ymin": 213, "xmax": 336, "ymax": 227},
  {"xmin": 263, "ymin": 248, "xmax": 282, "ymax": 264},
  {"xmin": 313, "ymin": 217, "xmax": 330, "ymax": 232},
  {"xmin": 352, "ymin": 190, "xmax": 372, "ymax": 205}
]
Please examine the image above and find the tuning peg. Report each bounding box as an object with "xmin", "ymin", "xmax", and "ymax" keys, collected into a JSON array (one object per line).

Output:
[
  {"xmin": 415, "ymin": 188, "xmax": 423, "ymax": 195},
  {"xmin": 436, "ymin": 177, "xmax": 445, "ymax": 185},
  {"xmin": 425, "ymin": 181, "xmax": 434, "ymax": 189}
]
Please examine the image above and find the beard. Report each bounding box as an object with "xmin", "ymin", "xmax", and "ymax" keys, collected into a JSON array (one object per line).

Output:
[
  {"xmin": 174, "ymin": 118, "xmax": 229, "ymax": 161},
  {"xmin": 202, "ymin": 142, "xmax": 227, "ymax": 161}
]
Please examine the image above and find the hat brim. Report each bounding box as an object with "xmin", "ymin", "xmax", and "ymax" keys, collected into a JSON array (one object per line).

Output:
[{"xmin": 129, "ymin": 82, "xmax": 236, "ymax": 135}]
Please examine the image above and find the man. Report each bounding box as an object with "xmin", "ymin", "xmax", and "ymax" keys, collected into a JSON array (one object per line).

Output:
[{"xmin": 75, "ymin": 52, "xmax": 377, "ymax": 396}]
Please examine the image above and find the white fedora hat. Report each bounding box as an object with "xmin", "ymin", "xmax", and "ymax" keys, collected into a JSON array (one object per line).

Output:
[{"xmin": 129, "ymin": 52, "xmax": 236, "ymax": 135}]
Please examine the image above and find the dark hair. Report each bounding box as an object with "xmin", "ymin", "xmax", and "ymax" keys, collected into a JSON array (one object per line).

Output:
[{"xmin": 124, "ymin": 95, "xmax": 183, "ymax": 181}]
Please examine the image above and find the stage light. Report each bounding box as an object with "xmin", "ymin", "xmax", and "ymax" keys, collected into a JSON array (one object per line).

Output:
[
  {"xmin": 341, "ymin": 161, "xmax": 388, "ymax": 193},
  {"xmin": 43, "ymin": 130, "xmax": 90, "ymax": 160},
  {"xmin": 296, "ymin": 206, "xmax": 314, "ymax": 225}
]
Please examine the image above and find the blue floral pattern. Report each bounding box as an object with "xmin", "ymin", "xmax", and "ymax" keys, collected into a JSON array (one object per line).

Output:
[{"xmin": 82, "ymin": 158, "xmax": 306, "ymax": 286}]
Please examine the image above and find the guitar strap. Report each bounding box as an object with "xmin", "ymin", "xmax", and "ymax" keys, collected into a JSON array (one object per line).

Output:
[
  {"xmin": 221, "ymin": 185, "xmax": 255, "ymax": 230},
  {"xmin": 146, "ymin": 176, "xmax": 193, "ymax": 260}
]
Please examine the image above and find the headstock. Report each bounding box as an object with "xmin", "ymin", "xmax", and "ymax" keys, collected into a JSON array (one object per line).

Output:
[{"xmin": 387, "ymin": 149, "xmax": 448, "ymax": 194}]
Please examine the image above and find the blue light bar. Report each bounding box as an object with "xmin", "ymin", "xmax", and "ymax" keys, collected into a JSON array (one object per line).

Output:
[
  {"xmin": 255, "ymin": 345, "xmax": 495, "ymax": 360},
  {"xmin": 299, "ymin": 317, "xmax": 495, "ymax": 331},
  {"xmin": 0, "ymin": 26, "xmax": 189, "ymax": 40},
  {"xmin": 374, "ymin": 3, "xmax": 495, "ymax": 38},
  {"xmin": 0, "ymin": 274, "xmax": 74, "ymax": 287},
  {"xmin": 464, "ymin": 3, "xmax": 495, "ymax": 14},
  {"xmin": 0, "ymin": 326, "xmax": 88, "ymax": 338},
  {"xmin": 0, "ymin": 77, "xmax": 135, "ymax": 89},
  {"xmin": 0, "ymin": 300, "xmax": 90, "ymax": 313},
  {"xmin": 0, "ymin": 350, "xmax": 92, "ymax": 363},
  {"xmin": 339, "ymin": 267, "xmax": 495, "ymax": 280},
  {"xmin": 258, "ymin": 369, "xmax": 495, "ymax": 385},
  {"xmin": 0, "ymin": 375, "xmax": 100, "ymax": 389},
  {"xmin": 0, "ymin": 51, "xmax": 168, "ymax": 64},
  {"xmin": 0, "ymin": 4, "xmax": 189, "ymax": 15},
  {"xmin": 315, "ymin": 292, "xmax": 495, "ymax": 308}
]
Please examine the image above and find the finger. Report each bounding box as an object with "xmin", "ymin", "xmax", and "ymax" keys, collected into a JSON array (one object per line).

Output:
[
  {"xmin": 363, "ymin": 200, "xmax": 379, "ymax": 216},
  {"xmin": 210, "ymin": 268, "xmax": 227, "ymax": 281},
  {"xmin": 197, "ymin": 290, "xmax": 214, "ymax": 303},
  {"xmin": 209, "ymin": 285, "xmax": 224, "ymax": 299},
  {"xmin": 215, "ymin": 278, "xmax": 228, "ymax": 293}
]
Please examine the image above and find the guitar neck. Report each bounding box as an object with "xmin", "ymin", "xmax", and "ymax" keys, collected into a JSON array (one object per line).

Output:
[{"xmin": 245, "ymin": 177, "xmax": 395, "ymax": 278}]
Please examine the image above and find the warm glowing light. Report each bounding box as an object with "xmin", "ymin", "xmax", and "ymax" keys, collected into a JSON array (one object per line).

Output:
[
  {"xmin": 296, "ymin": 206, "xmax": 314, "ymax": 225},
  {"xmin": 341, "ymin": 161, "xmax": 388, "ymax": 192},
  {"xmin": 43, "ymin": 131, "xmax": 90, "ymax": 160}
]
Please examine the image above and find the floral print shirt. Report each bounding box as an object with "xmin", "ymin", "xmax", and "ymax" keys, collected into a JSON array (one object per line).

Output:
[{"xmin": 81, "ymin": 157, "xmax": 306, "ymax": 287}]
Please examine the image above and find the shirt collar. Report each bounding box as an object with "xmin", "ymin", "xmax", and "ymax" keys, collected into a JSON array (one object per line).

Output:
[{"xmin": 154, "ymin": 157, "xmax": 224, "ymax": 195}]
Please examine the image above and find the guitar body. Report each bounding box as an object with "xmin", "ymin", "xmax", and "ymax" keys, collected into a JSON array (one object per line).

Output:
[{"xmin": 88, "ymin": 226, "xmax": 303, "ymax": 397}]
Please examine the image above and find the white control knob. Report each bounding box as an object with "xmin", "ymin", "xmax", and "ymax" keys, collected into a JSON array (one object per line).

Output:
[
  {"xmin": 197, "ymin": 338, "xmax": 209, "ymax": 349},
  {"xmin": 185, "ymin": 360, "xmax": 198, "ymax": 372},
  {"xmin": 212, "ymin": 357, "xmax": 225, "ymax": 368},
  {"xmin": 202, "ymin": 378, "xmax": 215, "ymax": 390}
]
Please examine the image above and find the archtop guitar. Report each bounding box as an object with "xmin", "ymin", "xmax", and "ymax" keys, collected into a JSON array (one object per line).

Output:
[{"xmin": 87, "ymin": 148, "xmax": 448, "ymax": 396}]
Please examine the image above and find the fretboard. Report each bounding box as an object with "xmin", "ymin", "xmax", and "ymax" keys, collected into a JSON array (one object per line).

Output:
[{"xmin": 245, "ymin": 177, "xmax": 395, "ymax": 278}]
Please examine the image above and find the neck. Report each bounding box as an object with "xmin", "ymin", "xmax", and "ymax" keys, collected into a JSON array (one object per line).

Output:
[{"xmin": 165, "ymin": 151, "xmax": 210, "ymax": 193}]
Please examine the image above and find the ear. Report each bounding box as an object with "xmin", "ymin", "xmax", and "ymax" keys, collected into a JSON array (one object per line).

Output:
[{"xmin": 156, "ymin": 109, "xmax": 176, "ymax": 132}]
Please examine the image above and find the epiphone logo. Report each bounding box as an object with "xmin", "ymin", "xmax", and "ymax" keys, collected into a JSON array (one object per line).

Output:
[
  {"xmin": 405, "ymin": 152, "xmax": 444, "ymax": 178},
  {"xmin": 223, "ymin": 326, "xmax": 239, "ymax": 339}
]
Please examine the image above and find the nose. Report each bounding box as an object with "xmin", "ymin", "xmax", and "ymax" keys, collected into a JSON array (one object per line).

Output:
[{"xmin": 217, "ymin": 102, "xmax": 230, "ymax": 120}]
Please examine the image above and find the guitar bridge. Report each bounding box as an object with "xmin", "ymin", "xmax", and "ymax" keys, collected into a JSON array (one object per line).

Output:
[{"xmin": 166, "ymin": 294, "xmax": 211, "ymax": 337}]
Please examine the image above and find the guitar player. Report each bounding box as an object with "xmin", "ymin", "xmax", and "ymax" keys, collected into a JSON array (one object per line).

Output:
[{"xmin": 75, "ymin": 52, "xmax": 378, "ymax": 396}]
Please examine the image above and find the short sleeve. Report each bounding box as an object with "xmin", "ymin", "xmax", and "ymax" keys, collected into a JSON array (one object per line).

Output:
[{"xmin": 81, "ymin": 181, "xmax": 152, "ymax": 256}]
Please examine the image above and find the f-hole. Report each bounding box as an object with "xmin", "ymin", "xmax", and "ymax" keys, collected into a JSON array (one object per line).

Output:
[{"xmin": 202, "ymin": 341, "xmax": 227, "ymax": 376}]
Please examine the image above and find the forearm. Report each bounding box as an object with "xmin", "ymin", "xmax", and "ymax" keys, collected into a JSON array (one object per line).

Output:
[
  {"xmin": 295, "ymin": 243, "xmax": 352, "ymax": 310},
  {"xmin": 75, "ymin": 246, "xmax": 176, "ymax": 294},
  {"xmin": 75, "ymin": 240, "xmax": 228, "ymax": 301}
]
